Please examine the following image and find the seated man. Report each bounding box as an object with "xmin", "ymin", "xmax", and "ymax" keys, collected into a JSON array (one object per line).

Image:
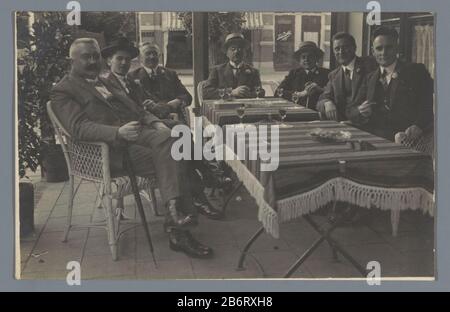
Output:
[
  {"xmin": 102, "ymin": 37, "xmax": 223, "ymax": 220},
  {"xmin": 347, "ymin": 26, "xmax": 434, "ymax": 141},
  {"xmin": 275, "ymin": 41, "xmax": 330, "ymax": 109},
  {"xmin": 203, "ymin": 33, "xmax": 265, "ymax": 100},
  {"xmin": 317, "ymin": 32, "xmax": 376, "ymax": 121},
  {"xmin": 128, "ymin": 42, "xmax": 192, "ymax": 122},
  {"xmin": 51, "ymin": 37, "xmax": 213, "ymax": 258}
]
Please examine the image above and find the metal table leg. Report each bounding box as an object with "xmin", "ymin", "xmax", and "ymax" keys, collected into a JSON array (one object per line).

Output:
[
  {"xmin": 236, "ymin": 226, "xmax": 265, "ymax": 270},
  {"xmin": 220, "ymin": 181, "xmax": 244, "ymax": 214}
]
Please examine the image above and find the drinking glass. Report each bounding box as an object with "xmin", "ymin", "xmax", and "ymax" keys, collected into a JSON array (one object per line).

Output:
[
  {"xmin": 255, "ymin": 86, "xmax": 263, "ymax": 99},
  {"xmin": 277, "ymin": 87, "xmax": 284, "ymax": 98},
  {"xmin": 218, "ymin": 88, "xmax": 225, "ymax": 102},
  {"xmin": 278, "ymin": 108, "xmax": 292, "ymax": 128}
]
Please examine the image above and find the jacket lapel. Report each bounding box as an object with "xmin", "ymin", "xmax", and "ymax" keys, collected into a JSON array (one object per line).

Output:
[
  {"xmin": 367, "ymin": 69, "xmax": 380, "ymax": 101},
  {"xmin": 351, "ymin": 57, "xmax": 364, "ymax": 101},
  {"xmin": 100, "ymin": 75, "xmax": 140, "ymax": 115},
  {"xmin": 334, "ymin": 66, "xmax": 344, "ymax": 101},
  {"xmin": 389, "ymin": 60, "xmax": 403, "ymax": 102},
  {"xmin": 68, "ymin": 73, "xmax": 117, "ymax": 112},
  {"xmin": 224, "ymin": 63, "xmax": 237, "ymax": 88}
]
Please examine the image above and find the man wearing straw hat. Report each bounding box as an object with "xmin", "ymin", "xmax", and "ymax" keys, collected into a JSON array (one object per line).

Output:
[{"xmin": 203, "ymin": 33, "xmax": 265, "ymax": 99}]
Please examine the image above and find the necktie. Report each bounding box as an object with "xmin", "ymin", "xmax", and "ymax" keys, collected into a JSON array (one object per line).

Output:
[
  {"xmin": 343, "ymin": 68, "xmax": 352, "ymax": 95},
  {"xmin": 380, "ymin": 69, "xmax": 389, "ymax": 90}
]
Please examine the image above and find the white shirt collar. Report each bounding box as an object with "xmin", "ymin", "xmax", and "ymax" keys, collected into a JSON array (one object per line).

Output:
[
  {"xmin": 380, "ymin": 60, "xmax": 397, "ymax": 76},
  {"xmin": 229, "ymin": 61, "xmax": 243, "ymax": 69},
  {"xmin": 342, "ymin": 57, "xmax": 356, "ymax": 73},
  {"xmin": 305, "ymin": 67, "xmax": 318, "ymax": 74},
  {"xmin": 112, "ymin": 72, "xmax": 129, "ymax": 90},
  {"xmin": 143, "ymin": 65, "xmax": 158, "ymax": 76}
]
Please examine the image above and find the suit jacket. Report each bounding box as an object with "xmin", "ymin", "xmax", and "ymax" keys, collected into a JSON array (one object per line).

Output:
[
  {"xmin": 50, "ymin": 72, "xmax": 168, "ymax": 170},
  {"xmin": 275, "ymin": 67, "xmax": 330, "ymax": 109},
  {"xmin": 128, "ymin": 66, "xmax": 192, "ymax": 106},
  {"xmin": 347, "ymin": 60, "xmax": 434, "ymax": 141},
  {"xmin": 317, "ymin": 56, "xmax": 376, "ymax": 121},
  {"xmin": 202, "ymin": 62, "xmax": 265, "ymax": 99}
]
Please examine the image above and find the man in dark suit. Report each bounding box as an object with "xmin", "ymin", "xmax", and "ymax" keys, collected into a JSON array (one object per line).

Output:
[
  {"xmin": 103, "ymin": 37, "xmax": 223, "ymax": 221},
  {"xmin": 128, "ymin": 42, "xmax": 192, "ymax": 122},
  {"xmin": 51, "ymin": 38, "xmax": 213, "ymax": 258},
  {"xmin": 347, "ymin": 26, "xmax": 434, "ymax": 141},
  {"xmin": 276, "ymin": 41, "xmax": 330, "ymax": 109},
  {"xmin": 317, "ymin": 32, "xmax": 376, "ymax": 121},
  {"xmin": 203, "ymin": 33, "xmax": 265, "ymax": 100}
]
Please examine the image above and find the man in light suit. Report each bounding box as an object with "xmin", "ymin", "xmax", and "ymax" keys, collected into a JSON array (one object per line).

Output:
[
  {"xmin": 128, "ymin": 42, "xmax": 192, "ymax": 122},
  {"xmin": 51, "ymin": 38, "xmax": 213, "ymax": 258},
  {"xmin": 347, "ymin": 26, "xmax": 434, "ymax": 141},
  {"xmin": 203, "ymin": 33, "xmax": 265, "ymax": 100},
  {"xmin": 276, "ymin": 41, "xmax": 330, "ymax": 109},
  {"xmin": 317, "ymin": 32, "xmax": 376, "ymax": 121}
]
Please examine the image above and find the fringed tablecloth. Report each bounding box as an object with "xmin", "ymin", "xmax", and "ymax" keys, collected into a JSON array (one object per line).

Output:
[{"xmin": 223, "ymin": 121, "xmax": 434, "ymax": 238}]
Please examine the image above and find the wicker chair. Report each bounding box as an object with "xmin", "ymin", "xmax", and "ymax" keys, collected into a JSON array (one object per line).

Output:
[
  {"xmin": 391, "ymin": 129, "xmax": 435, "ymax": 236},
  {"xmin": 47, "ymin": 101, "xmax": 160, "ymax": 261}
]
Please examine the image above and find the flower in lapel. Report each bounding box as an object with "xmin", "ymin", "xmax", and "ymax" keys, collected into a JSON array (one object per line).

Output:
[
  {"xmin": 356, "ymin": 67, "xmax": 361, "ymax": 74},
  {"xmin": 392, "ymin": 72, "xmax": 398, "ymax": 79},
  {"xmin": 134, "ymin": 79, "xmax": 142, "ymax": 86},
  {"xmin": 244, "ymin": 68, "xmax": 252, "ymax": 74},
  {"xmin": 313, "ymin": 69, "xmax": 319, "ymax": 75}
]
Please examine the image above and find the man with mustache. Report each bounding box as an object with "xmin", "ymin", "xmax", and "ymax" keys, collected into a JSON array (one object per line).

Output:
[
  {"xmin": 203, "ymin": 33, "xmax": 265, "ymax": 99},
  {"xmin": 128, "ymin": 42, "xmax": 192, "ymax": 122},
  {"xmin": 275, "ymin": 41, "xmax": 330, "ymax": 109},
  {"xmin": 317, "ymin": 32, "xmax": 376, "ymax": 121},
  {"xmin": 347, "ymin": 26, "xmax": 434, "ymax": 141},
  {"xmin": 51, "ymin": 38, "xmax": 214, "ymax": 259}
]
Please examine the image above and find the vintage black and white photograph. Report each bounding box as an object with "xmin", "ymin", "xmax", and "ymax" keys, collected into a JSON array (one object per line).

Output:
[{"xmin": 16, "ymin": 11, "xmax": 435, "ymax": 280}]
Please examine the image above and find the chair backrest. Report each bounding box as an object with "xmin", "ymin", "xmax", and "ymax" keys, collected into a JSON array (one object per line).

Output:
[
  {"xmin": 395, "ymin": 130, "xmax": 434, "ymax": 158},
  {"xmin": 46, "ymin": 101, "xmax": 107, "ymax": 182},
  {"xmin": 261, "ymin": 80, "xmax": 280, "ymax": 97},
  {"xmin": 196, "ymin": 80, "xmax": 206, "ymax": 106}
]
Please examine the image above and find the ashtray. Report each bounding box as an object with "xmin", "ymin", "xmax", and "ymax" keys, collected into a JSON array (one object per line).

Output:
[{"xmin": 309, "ymin": 128, "xmax": 352, "ymax": 143}]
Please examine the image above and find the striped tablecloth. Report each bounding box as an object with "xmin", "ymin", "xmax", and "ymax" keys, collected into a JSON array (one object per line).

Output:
[
  {"xmin": 202, "ymin": 97, "xmax": 319, "ymax": 126},
  {"xmin": 223, "ymin": 121, "xmax": 435, "ymax": 238}
]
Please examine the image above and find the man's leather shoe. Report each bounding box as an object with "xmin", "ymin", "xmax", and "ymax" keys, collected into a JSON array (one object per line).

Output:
[
  {"xmin": 193, "ymin": 195, "xmax": 223, "ymax": 220},
  {"xmin": 164, "ymin": 199, "xmax": 198, "ymax": 232},
  {"xmin": 169, "ymin": 231, "xmax": 214, "ymax": 259},
  {"xmin": 184, "ymin": 231, "xmax": 213, "ymax": 254}
]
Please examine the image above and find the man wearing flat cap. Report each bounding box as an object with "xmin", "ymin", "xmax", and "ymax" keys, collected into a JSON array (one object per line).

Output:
[
  {"xmin": 51, "ymin": 37, "xmax": 215, "ymax": 259},
  {"xmin": 275, "ymin": 41, "xmax": 330, "ymax": 109},
  {"xmin": 203, "ymin": 33, "xmax": 265, "ymax": 99},
  {"xmin": 128, "ymin": 42, "xmax": 192, "ymax": 122}
]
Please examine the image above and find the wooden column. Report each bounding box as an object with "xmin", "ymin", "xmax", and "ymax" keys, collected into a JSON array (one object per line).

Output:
[{"xmin": 192, "ymin": 12, "xmax": 209, "ymax": 113}]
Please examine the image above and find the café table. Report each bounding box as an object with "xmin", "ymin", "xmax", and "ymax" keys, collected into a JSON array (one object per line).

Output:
[
  {"xmin": 201, "ymin": 97, "xmax": 320, "ymax": 126},
  {"xmin": 219, "ymin": 120, "xmax": 434, "ymax": 277}
]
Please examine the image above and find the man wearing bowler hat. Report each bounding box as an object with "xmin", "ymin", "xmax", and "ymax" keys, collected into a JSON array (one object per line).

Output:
[
  {"xmin": 203, "ymin": 33, "xmax": 265, "ymax": 99},
  {"xmin": 276, "ymin": 41, "xmax": 330, "ymax": 109}
]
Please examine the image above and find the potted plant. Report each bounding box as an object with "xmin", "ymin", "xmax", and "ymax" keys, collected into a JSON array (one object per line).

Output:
[{"xmin": 18, "ymin": 12, "xmax": 75, "ymax": 183}]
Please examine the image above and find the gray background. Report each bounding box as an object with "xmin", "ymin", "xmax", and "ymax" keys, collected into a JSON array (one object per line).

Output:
[{"xmin": 2, "ymin": 0, "xmax": 448, "ymax": 291}]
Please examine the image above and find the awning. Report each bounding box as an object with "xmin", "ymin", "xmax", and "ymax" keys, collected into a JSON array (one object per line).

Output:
[
  {"xmin": 166, "ymin": 12, "xmax": 185, "ymax": 31},
  {"xmin": 242, "ymin": 12, "xmax": 264, "ymax": 30}
]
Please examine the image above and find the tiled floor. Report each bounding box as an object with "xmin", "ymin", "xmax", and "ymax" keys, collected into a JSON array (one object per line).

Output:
[{"xmin": 19, "ymin": 177, "xmax": 435, "ymax": 280}]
